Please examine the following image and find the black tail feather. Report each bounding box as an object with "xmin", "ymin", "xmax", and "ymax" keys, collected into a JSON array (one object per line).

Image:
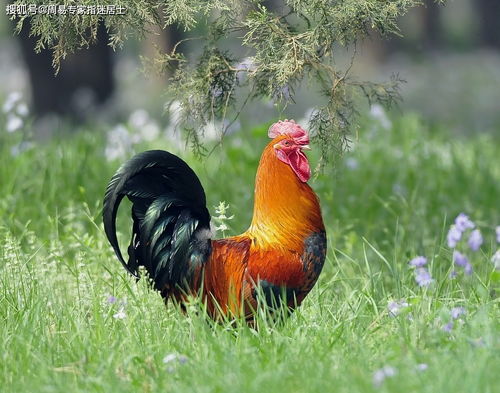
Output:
[{"xmin": 103, "ymin": 150, "xmax": 212, "ymax": 292}]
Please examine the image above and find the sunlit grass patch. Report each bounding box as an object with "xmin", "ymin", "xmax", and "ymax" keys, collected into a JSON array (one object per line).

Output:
[{"xmin": 0, "ymin": 110, "xmax": 499, "ymax": 392}]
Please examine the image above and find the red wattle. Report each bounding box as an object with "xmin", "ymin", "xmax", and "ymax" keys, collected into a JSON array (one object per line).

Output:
[
  {"xmin": 289, "ymin": 149, "xmax": 311, "ymax": 182},
  {"xmin": 276, "ymin": 149, "xmax": 311, "ymax": 182}
]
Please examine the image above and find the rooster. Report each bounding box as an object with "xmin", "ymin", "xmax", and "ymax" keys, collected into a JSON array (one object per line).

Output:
[{"xmin": 103, "ymin": 120, "xmax": 326, "ymax": 320}]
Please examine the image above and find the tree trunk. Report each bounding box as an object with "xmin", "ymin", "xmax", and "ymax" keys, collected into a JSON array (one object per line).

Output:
[
  {"xmin": 476, "ymin": 0, "xmax": 500, "ymax": 48},
  {"xmin": 16, "ymin": 21, "xmax": 114, "ymax": 122}
]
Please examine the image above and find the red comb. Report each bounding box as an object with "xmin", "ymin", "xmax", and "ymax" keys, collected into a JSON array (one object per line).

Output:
[{"xmin": 268, "ymin": 119, "xmax": 309, "ymax": 145}]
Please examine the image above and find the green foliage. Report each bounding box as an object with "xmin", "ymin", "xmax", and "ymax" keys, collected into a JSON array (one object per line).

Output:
[
  {"xmin": 9, "ymin": 0, "xmax": 447, "ymax": 165},
  {"xmin": 1, "ymin": 113, "xmax": 498, "ymax": 392},
  {"xmin": 11, "ymin": 1, "xmax": 161, "ymax": 69}
]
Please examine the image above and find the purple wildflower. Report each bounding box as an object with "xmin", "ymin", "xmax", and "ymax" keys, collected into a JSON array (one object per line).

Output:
[
  {"xmin": 450, "ymin": 307, "xmax": 466, "ymax": 320},
  {"xmin": 496, "ymin": 226, "xmax": 500, "ymax": 243},
  {"xmin": 416, "ymin": 364, "xmax": 428, "ymax": 372},
  {"xmin": 107, "ymin": 295, "xmax": 118, "ymax": 304},
  {"xmin": 453, "ymin": 250, "xmax": 469, "ymax": 267},
  {"xmin": 454, "ymin": 213, "xmax": 475, "ymax": 232},
  {"xmin": 372, "ymin": 366, "xmax": 397, "ymax": 387},
  {"xmin": 388, "ymin": 300, "xmax": 409, "ymax": 317},
  {"xmin": 345, "ymin": 157, "xmax": 359, "ymax": 170},
  {"xmin": 415, "ymin": 268, "xmax": 433, "ymax": 287},
  {"xmin": 453, "ymin": 251, "xmax": 473, "ymax": 275},
  {"xmin": 449, "ymin": 270, "xmax": 458, "ymax": 279},
  {"xmin": 446, "ymin": 225, "xmax": 462, "ymax": 248},
  {"xmin": 464, "ymin": 262, "xmax": 473, "ymax": 275},
  {"xmin": 409, "ymin": 256, "xmax": 427, "ymax": 268},
  {"xmin": 442, "ymin": 321, "xmax": 454, "ymax": 333},
  {"xmin": 468, "ymin": 229, "xmax": 483, "ymax": 251}
]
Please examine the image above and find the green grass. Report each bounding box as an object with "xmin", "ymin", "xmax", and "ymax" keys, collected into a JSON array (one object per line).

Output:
[{"xmin": 1, "ymin": 113, "xmax": 499, "ymax": 393}]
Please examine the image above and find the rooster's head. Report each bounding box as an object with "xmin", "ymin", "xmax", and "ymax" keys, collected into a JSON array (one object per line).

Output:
[{"xmin": 268, "ymin": 119, "xmax": 311, "ymax": 182}]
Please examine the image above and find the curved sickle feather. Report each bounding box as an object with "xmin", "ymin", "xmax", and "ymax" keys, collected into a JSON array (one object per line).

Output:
[{"xmin": 103, "ymin": 150, "xmax": 211, "ymax": 285}]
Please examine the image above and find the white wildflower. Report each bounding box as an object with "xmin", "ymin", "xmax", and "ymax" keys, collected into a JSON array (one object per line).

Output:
[
  {"xmin": 215, "ymin": 223, "xmax": 228, "ymax": 232},
  {"xmin": 113, "ymin": 308, "xmax": 126, "ymax": 319},
  {"xmin": 6, "ymin": 115, "xmax": 23, "ymax": 132},
  {"xmin": 2, "ymin": 91, "xmax": 21, "ymax": 113},
  {"xmin": 373, "ymin": 366, "xmax": 397, "ymax": 387},
  {"xmin": 162, "ymin": 353, "xmax": 188, "ymax": 364},
  {"xmin": 129, "ymin": 109, "xmax": 149, "ymax": 129},
  {"xmin": 141, "ymin": 121, "xmax": 160, "ymax": 141},
  {"xmin": 370, "ymin": 104, "xmax": 392, "ymax": 130},
  {"xmin": 212, "ymin": 201, "xmax": 234, "ymax": 237},
  {"xmin": 202, "ymin": 120, "xmax": 222, "ymax": 141},
  {"xmin": 105, "ymin": 124, "xmax": 133, "ymax": 161},
  {"xmin": 163, "ymin": 353, "xmax": 188, "ymax": 373},
  {"xmin": 16, "ymin": 102, "xmax": 29, "ymax": 117}
]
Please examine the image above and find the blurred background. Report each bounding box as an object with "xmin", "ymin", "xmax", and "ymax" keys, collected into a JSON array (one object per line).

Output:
[
  {"xmin": 2, "ymin": 3, "xmax": 500, "ymax": 392},
  {"xmin": 0, "ymin": 0, "xmax": 499, "ymax": 144}
]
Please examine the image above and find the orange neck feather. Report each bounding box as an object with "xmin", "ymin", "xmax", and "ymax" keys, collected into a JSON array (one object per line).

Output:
[{"xmin": 246, "ymin": 136, "xmax": 324, "ymax": 249}]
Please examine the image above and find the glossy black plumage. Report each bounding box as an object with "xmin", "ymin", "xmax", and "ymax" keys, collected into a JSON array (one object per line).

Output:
[{"xmin": 103, "ymin": 150, "xmax": 212, "ymax": 292}]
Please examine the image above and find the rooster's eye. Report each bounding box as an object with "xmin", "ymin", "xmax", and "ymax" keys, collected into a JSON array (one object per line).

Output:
[{"xmin": 283, "ymin": 141, "xmax": 291, "ymax": 146}]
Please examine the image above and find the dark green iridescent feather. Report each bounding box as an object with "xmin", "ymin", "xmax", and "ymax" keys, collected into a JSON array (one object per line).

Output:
[{"xmin": 103, "ymin": 150, "xmax": 212, "ymax": 291}]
